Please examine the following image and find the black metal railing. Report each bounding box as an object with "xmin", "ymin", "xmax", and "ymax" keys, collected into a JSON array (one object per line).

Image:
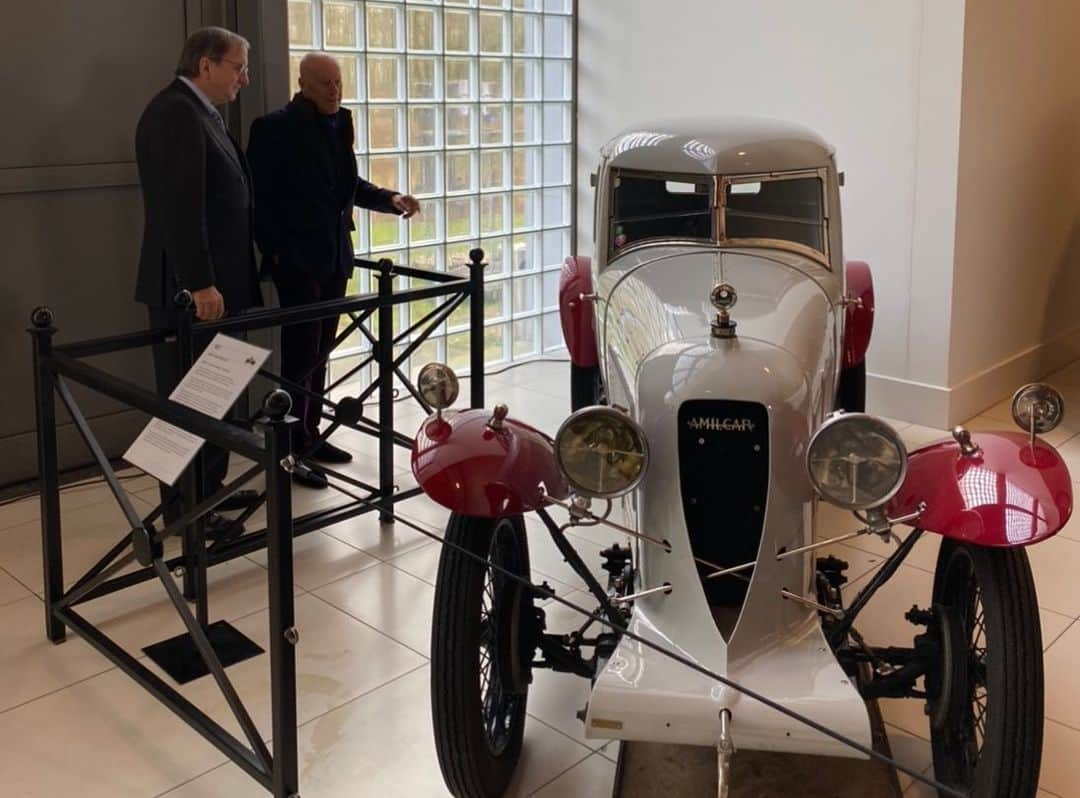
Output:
[{"xmin": 28, "ymin": 250, "xmax": 487, "ymax": 798}]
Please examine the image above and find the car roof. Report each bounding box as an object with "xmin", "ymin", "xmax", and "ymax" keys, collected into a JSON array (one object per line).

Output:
[{"xmin": 601, "ymin": 117, "xmax": 835, "ymax": 177}]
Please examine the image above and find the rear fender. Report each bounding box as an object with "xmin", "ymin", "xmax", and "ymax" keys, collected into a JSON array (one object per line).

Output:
[
  {"xmin": 412, "ymin": 409, "xmax": 570, "ymax": 518},
  {"xmin": 559, "ymin": 256, "xmax": 599, "ymax": 368},
  {"xmin": 886, "ymin": 431, "xmax": 1073, "ymax": 546},
  {"xmin": 842, "ymin": 260, "xmax": 874, "ymax": 369}
]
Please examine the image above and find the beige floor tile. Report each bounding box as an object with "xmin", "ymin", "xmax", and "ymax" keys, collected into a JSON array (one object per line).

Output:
[
  {"xmin": 385, "ymin": 540, "xmax": 441, "ymax": 585},
  {"xmin": 1056, "ymin": 498, "xmax": 1080, "ymax": 543},
  {"xmin": 530, "ymin": 751, "xmax": 616, "ymax": 797},
  {"xmin": 146, "ymin": 593, "xmax": 427, "ymax": 742},
  {"xmin": 1043, "ymin": 612, "xmax": 1075, "ymax": 650},
  {"xmin": 321, "ymin": 506, "xmax": 436, "ymax": 561},
  {"xmin": 0, "ymin": 566, "xmax": 32, "ymax": 606},
  {"xmin": 0, "ymin": 492, "xmax": 157, "ymax": 595},
  {"xmin": 77, "ymin": 555, "xmax": 300, "ymax": 655},
  {"xmin": 313, "ymin": 563, "xmax": 434, "ymax": 657},
  {"xmin": 1043, "ymin": 621, "xmax": 1080, "ymax": 732},
  {"xmin": 1040, "ymin": 719, "xmax": 1080, "ymax": 797},
  {"xmin": 0, "ymin": 473, "xmax": 149, "ymax": 533},
  {"xmin": 390, "ymin": 490, "xmax": 454, "ymax": 534},
  {"xmin": 900, "ymin": 424, "xmax": 950, "ymax": 451},
  {"xmin": 0, "ymin": 595, "xmax": 117, "ymax": 712},
  {"xmin": 1053, "ymin": 435, "xmax": 1080, "ymax": 480},
  {"xmin": 1026, "ymin": 534, "xmax": 1080, "ymax": 617},
  {"xmin": 885, "ymin": 724, "xmax": 933, "ymax": 792},
  {"xmin": 2, "ymin": 666, "xmax": 230, "ymax": 798},
  {"xmin": 245, "ymin": 530, "xmax": 378, "ymax": 591},
  {"xmin": 161, "ymin": 665, "xmax": 592, "ymax": 798}
]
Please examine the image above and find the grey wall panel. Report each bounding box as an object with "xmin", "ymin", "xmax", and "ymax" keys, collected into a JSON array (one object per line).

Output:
[
  {"xmin": 0, "ymin": 410, "xmax": 149, "ymax": 487},
  {"xmin": 0, "ymin": 1, "xmax": 187, "ymax": 170},
  {"xmin": 0, "ymin": 186, "xmax": 156, "ymax": 482}
]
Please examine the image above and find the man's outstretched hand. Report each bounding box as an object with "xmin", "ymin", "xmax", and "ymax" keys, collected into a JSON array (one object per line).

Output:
[
  {"xmin": 192, "ymin": 286, "xmax": 225, "ymax": 320},
  {"xmin": 392, "ymin": 193, "xmax": 421, "ymax": 219}
]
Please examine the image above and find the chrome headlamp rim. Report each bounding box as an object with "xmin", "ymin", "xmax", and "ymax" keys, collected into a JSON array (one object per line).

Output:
[
  {"xmin": 806, "ymin": 411, "xmax": 908, "ymax": 511},
  {"xmin": 417, "ymin": 362, "xmax": 460, "ymax": 410},
  {"xmin": 554, "ymin": 405, "xmax": 650, "ymax": 499}
]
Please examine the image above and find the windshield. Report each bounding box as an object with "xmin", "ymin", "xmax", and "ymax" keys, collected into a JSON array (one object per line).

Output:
[
  {"xmin": 607, "ymin": 169, "xmax": 829, "ymax": 263},
  {"xmin": 611, "ymin": 172, "xmax": 714, "ymax": 253},
  {"xmin": 724, "ymin": 177, "xmax": 824, "ymax": 252}
]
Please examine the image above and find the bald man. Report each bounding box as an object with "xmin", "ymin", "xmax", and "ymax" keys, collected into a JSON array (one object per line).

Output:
[{"xmin": 248, "ymin": 53, "xmax": 420, "ymax": 488}]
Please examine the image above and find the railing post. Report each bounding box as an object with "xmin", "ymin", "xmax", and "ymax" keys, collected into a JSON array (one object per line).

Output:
[
  {"xmin": 376, "ymin": 258, "xmax": 395, "ymax": 523},
  {"xmin": 30, "ymin": 306, "xmax": 65, "ymax": 643},
  {"xmin": 259, "ymin": 389, "xmax": 299, "ymax": 798},
  {"xmin": 173, "ymin": 291, "xmax": 208, "ymax": 622},
  {"xmin": 468, "ymin": 248, "xmax": 487, "ymax": 410}
]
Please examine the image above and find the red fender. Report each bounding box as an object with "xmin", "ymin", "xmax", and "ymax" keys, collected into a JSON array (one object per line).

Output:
[
  {"xmin": 412, "ymin": 409, "xmax": 570, "ymax": 518},
  {"xmin": 559, "ymin": 256, "xmax": 599, "ymax": 368},
  {"xmin": 842, "ymin": 260, "xmax": 874, "ymax": 369},
  {"xmin": 886, "ymin": 431, "xmax": 1073, "ymax": 547}
]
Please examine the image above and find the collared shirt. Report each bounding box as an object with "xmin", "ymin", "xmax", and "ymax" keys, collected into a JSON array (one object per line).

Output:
[{"xmin": 178, "ymin": 76, "xmax": 223, "ymax": 123}]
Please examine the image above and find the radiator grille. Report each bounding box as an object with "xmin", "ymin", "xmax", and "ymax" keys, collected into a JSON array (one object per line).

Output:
[{"xmin": 677, "ymin": 400, "xmax": 769, "ymax": 636}]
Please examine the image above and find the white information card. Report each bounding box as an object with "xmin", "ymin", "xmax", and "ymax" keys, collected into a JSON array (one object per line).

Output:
[{"xmin": 124, "ymin": 333, "xmax": 271, "ymax": 485}]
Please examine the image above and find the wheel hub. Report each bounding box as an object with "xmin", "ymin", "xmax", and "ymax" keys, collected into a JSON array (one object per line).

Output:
[
  {"xmin": 494, "ymin": 580, "xmax": 534, "ymax": 696},
  {"xmin": 927, "ymin": 602, "xmax": 968, "ymax": 732}
]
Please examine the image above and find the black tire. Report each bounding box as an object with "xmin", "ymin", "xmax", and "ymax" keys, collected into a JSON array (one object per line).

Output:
[
  {"xmin": 431, "ymin": 513, "xmax": 532, "ymax": 798},
  {"xmin": 571, "ymin": 363, "xmax": 604, "ymax": 411},
  {"xmin": 928, "ymin": 540, "xmax": 1043, "ymax": 798},
  {"xmin": 835, "ymin": 361, "xmax": 866, "ymax": 412}
]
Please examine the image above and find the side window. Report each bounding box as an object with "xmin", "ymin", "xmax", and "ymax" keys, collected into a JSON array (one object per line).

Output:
[
  {"xmin": 724, "ymin": 177, "xmax": 824, "ymax": 253},
  {"xmin": 610, "ymin": 172, "xmax": 713, "ymax": 254}
]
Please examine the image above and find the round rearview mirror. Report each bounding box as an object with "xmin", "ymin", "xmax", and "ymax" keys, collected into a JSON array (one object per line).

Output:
[
  {"xmin": 807, "ymin": 412, "xmax": 908, "ymax": 511},
  {"xmin": 417, "ymin": 362, "xmax": 460, "ymax": 410},
  {"xmin": 1011, "ymin": 383, "xmax": 1064, "ymax": 435},
  {"xmin": 554, "ymin": 406, "xmax": 649, "ymax": 499}
]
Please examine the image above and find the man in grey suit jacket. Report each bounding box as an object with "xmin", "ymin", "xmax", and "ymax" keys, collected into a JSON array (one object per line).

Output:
[{"xmin": 134, "ymin": 27, "xmax": 261, "ymax": 535}]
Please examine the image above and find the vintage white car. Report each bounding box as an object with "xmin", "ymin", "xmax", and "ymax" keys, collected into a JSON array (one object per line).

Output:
[{"xmin": 409, "ymin": 119, "xmax": 1072, "ymax": 798}]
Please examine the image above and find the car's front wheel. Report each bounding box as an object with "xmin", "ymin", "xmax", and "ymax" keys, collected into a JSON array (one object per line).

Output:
[
  {"xmin": 431, "ymin": 513, "xmax": 533, "ymax": 798},
  {"xmin": 927, "ymin": 540, "xmax": 1043, "ymax": 797}
]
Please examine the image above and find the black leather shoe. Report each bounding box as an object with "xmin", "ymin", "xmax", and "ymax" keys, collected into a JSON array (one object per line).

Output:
[
  {"xmin": 309, "ymin": 441, "xmax": 354, "ymax": 464},
  {"xmin": 204, "ymin": 512, "xmax": 244, "ymax": 543},
  {"xmin": 292, "ymin": 462, "xmax": 329, "ymax": 489},
  {"xmin": 216, "ymin": 489, "xmax": 260, "ymax": 512}
]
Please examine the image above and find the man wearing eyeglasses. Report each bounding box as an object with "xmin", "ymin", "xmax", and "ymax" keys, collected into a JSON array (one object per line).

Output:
[
  {"xmin": 248, "ymin": 52, "xmax": 420, "ymax": 489},
  {"xmin": 134, "ymin": 27, "xmax": 261, "ymax": 536}
]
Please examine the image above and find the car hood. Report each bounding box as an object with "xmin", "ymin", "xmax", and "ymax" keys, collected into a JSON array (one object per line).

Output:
[{"xmin": 597, "ymin": 246, "xmax": 842, "ymax": 403}]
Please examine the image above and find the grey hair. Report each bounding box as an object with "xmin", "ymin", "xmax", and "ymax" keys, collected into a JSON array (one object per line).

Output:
[{"xmin": 175, "ymin": 27, "xmax": 249, "ymax": 78}]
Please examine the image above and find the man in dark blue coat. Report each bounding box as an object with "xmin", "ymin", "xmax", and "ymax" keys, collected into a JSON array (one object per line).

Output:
[
  {"xmin": 248, "ymin": 53, "xmax": 419, "ymax": 488},
  {"xmin": 135, "ymin": 27, "xmax": 261, "ymax": 532}
]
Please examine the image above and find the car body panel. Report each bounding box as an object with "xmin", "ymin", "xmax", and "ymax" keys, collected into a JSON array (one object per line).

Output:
[
  {"xmin": 842, "ymin": 260, "xmax": 873, "ymax": 369},
  {"xmin": 887, "ymin": 431, "xmax": 1073, "ymax": 547},
  {"xmin": 559, "ymin": 255, "xmax": 599, "ymax": 367}
]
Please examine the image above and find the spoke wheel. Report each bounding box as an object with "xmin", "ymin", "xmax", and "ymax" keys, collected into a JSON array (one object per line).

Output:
[
  {"xmin": 431, "ymin": 513, "xmax": 532, "ymax": 797},
  {"xmin": 928, "ymin": 540, "xmax": 1043, "ymax": 797}
]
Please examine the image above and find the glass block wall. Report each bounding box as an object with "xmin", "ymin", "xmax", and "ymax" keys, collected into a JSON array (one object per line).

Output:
[{"xmin": 286, "ymin": 0, "xmax": 574, "ymax": 389}]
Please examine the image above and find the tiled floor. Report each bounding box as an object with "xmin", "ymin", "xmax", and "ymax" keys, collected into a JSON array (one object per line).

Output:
[{"xmin": 2, "ymin": 359, "xmax": 1079, "ymax": 797}]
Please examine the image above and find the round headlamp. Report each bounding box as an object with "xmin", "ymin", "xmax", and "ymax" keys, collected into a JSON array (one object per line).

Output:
[
  {"xmin": 554, "ymin": 407, "xmax": 649, "ymax": 498},
  {"xmin": 807, "ymin": 412, "xmax": 907, "ymax": 510},
  {"xmin": 417, "ymin": 362, "xmax": 459, "ymax": 410}
]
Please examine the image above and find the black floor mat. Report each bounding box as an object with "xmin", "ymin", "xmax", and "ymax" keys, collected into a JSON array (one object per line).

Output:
[{"xmin": 142, "ymin": 620, "xmax": 264, "ymax": 684}]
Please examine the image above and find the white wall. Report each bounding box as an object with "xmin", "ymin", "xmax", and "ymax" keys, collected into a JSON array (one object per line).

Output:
[
  {"xmin": 577, "ymin": 0, "xmax": 966, "ymax": 426},
  {"xmin": 947, "ymin": 0, "xmax": 1080, "ymax": 422}
]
